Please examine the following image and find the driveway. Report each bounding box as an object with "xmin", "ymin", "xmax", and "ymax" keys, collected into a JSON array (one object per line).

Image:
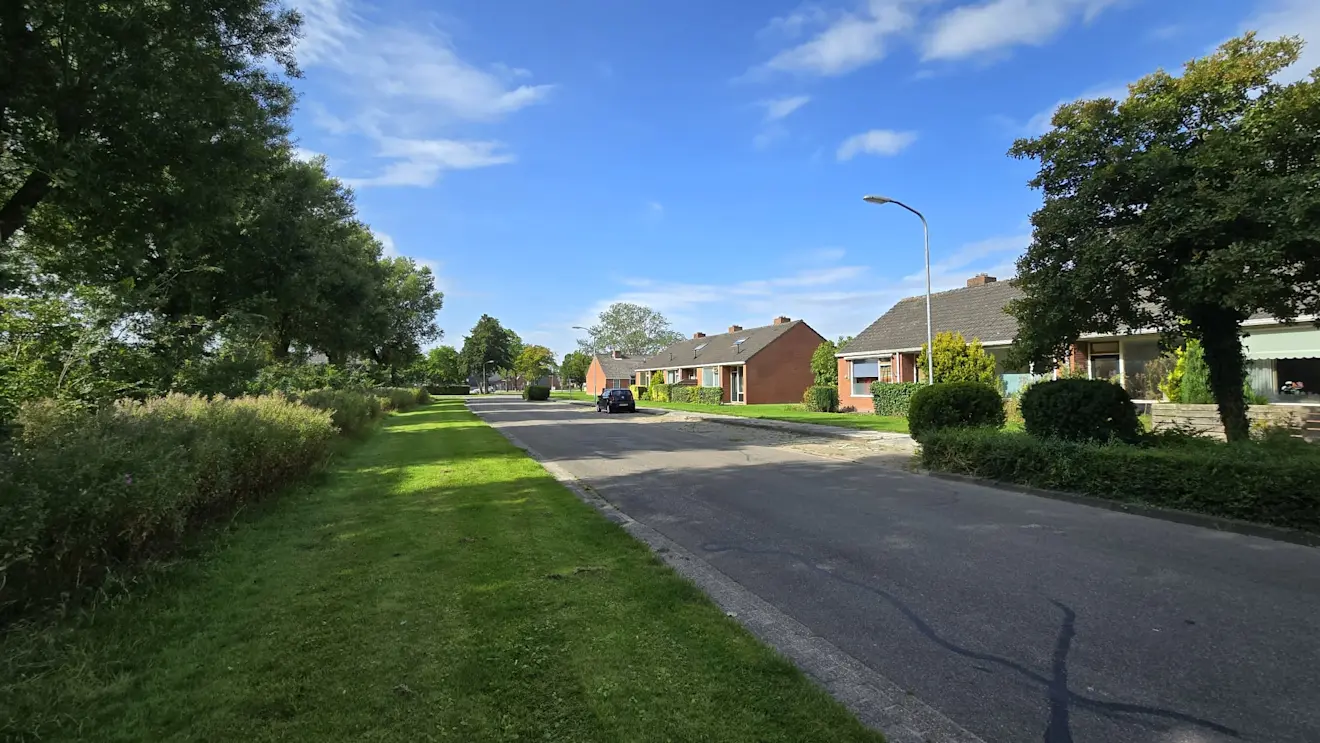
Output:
[{"xmin": 468, "ymin": 398, "xmax": 1320, "ymax": 743}]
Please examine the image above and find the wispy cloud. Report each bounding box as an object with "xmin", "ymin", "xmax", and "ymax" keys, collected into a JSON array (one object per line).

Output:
[
  {"xmin": 762, "ymin": 95, "xmax": 812, "ymax": 121},
  {"xmin": 291, "ymin": 0, "xmax": 551, "ymax": 187},
  {"xmin": 837, "ymin": 129, "xmax": 918, "ymax": 160},
  {"xmin": 752, "ymin": 0, "xmax": 919, "ymax": 78},
  {"xmin": 923, "ymin": 0, "xmax": 1121, "ymax": 62}
]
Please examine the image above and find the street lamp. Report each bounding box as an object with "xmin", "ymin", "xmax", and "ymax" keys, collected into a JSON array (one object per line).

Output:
[
  {"xmin": 864, "ymin": 194, "xmax": 934, "ymax": 386},
  {"xmin": 483, "ymin": 359, "xmax": 495, "ymax": 393}
]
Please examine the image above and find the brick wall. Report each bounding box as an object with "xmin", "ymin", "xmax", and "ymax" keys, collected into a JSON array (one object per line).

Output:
[
  {"xmin": 745, "ymin": 322, "xmax": 825, "ymax": 404},
  {"xmin": 585, "ymin": 357, "xmax": 606, "ymax": 396}
]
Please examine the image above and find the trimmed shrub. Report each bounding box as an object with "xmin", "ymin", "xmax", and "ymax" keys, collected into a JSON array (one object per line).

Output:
[
  {"xmin": 297, "ymin": 389, "xmax": 383, "ymax": 435},
  {"xmin": 694, "ymin": 386, "xmax": 722, "ymax": 405},
  {"xmin": 633, "ymin": 385, "xmax": 648, "ymax": 401},
  {"xmin": 415, "ymin": 388, "xmax": 431, "ymax": 405},
  {"xmin": 919, "ymin": 428, "xmax": 1320, "ymax": 532},
  {"xmin": 871, "ymin": 382, "xmax": 922, "ymax": 417},
  {"xmin": 523, "ymin": 385, "xmax": 551, "ymax": 401},
  {"xmin": 372, "ymin": 387, "xmax": 425, "ymax": 412},
  {"xmin": 650, "ymin": 383, "xmax": 671, "ymax": 402},
  {"xmin": 668, "ymin": 386, "xmax": 722, "ymax": 405},
  {"xmin": 1021, "ymin": 378, "xmax": 1141, "ymax": 443},
  {"xmin": 669, "ymin": 386, "xmax": 694, "ymax": 403},
  {"xmin": 427, "ymin": 384, "xmax": 469, "ymax": 396},
  {"xmin": 907, "ymin": 382, "xmax": 1005, "ymax": 442},
  {"xmin": 802, "ymin": 386, "xmax": 839, "ymax": 413},
  {"xmin": 0, "ymin": 394, "xmax": 337, "ymax": 619}
]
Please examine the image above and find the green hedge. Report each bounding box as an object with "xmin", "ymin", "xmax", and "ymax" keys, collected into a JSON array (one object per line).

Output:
[
  {"xmin": 426, "ymin": 384, "xmax": 470, "ymax": 396},
  {"xmin": 907, "ymin": 382, "xmax": 1005, "ymax": 442},
  {"xmin": 1021, "ymin": 378, "xmax": 1141, "ymax": 443},
  {"xmin": 919, "ymin": 428, "xmax": 1320, "ymax": 532},
  {"xmin": 372, "ymin": 387, "xmax": 428, "ymax": 412},
  {"xmin": 669, "ymin": 386, "xmax": 723, "ymax": 405},
  {"xmin": 802, "ymin": 386, "xmax": 839, "ymax": 412},
  {"xmin": 0, "ymin": 395, "xmax": 338, "ymax": 620},
  {"xmin": 296, "ymin": 389, "xmax": 383, "ymax": 435},
  {"xmin": 523, "ymin": 385, "xmax": 551, "ymax": 401},
  {"xmin": 871, "ymin": 382, "xmax": 922, "ymax": 417},
  {"xmin": 650, "ymin": 383, "xmax": 671, "ymax": 402},
  {"xmin": 633, "ymin": 385, "xmax": 648, "ymax": 401}
]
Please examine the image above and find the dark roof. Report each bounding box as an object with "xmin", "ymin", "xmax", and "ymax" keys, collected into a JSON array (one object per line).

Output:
[
  {"xmin": 841, "ymin": 281, "xmax": 1024, "ymax": 355},
  {"xmin": 636, "ymin": 320, "xmax": 810, "ymax": 370},
  {"xmin": 594, "ymin": 353, "xmax": 646, "ymax": 379}
]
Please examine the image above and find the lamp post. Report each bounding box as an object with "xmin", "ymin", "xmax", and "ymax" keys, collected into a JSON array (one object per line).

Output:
[
  {"xmin": 864, "ymin": 195, "xmax": 933, "ymax": 386},
  {"xmin": 483, "ymin": 359, "xmax": 495, "ymax": 394}
]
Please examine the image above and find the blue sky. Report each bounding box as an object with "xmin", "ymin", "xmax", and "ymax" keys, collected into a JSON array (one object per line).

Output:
[{"xmin": 288, "ymin": 0, "xmax": 1318, "ymax": 359}]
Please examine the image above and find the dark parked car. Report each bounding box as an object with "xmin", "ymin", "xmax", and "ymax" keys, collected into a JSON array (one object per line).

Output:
[{"xmin": 597, "ymin": 388, "xmax": 636, "ymax": 414}]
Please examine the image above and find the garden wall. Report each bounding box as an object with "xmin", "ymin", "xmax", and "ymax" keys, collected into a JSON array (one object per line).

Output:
[{"xmin": 1151, "ymin": 403, "xmax": 1320, "ymax": 439}]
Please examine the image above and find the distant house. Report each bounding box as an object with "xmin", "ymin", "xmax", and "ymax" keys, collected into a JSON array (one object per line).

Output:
[
  {"xmin": 633, "ymin": 316, "xmax": 824, "ymax": 404},
  {"xmin": 585, "ymin": 352, "xmax": 646, "ymax": 396},
  {"xmin": 838, "ymin": 273, "xmax": 1320, "ymax": 408}
]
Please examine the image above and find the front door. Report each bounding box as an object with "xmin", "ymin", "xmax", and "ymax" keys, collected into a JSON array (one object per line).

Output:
[{"xmin": 730, "ymin": 368, "xmax": 744, "ymax": 403}]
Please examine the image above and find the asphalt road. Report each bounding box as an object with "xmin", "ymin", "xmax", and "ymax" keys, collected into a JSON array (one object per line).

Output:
[{"xmin": 470, "ymin": 398, "xmax": 1320, "ymax": 743}]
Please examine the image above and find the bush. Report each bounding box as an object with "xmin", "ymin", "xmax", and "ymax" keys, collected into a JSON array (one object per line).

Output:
[
  {"xmin": 871, "ymin": 382, "xmax": 922, "ymax": 417},
  {"xmin": 0, "ymin": 394, "xmax": 337, "ymax": 619},
  {"xmin": 907, "ymin": 382, "xmax": 1005, "ymax": 442},
  {"xmin": 802, "ymin": 386, "xmax": 839, "ymax": 412},
  {"xmin": 919, "ymin": 428, "xmax": 1320, "ymax": 532},
  {"xmin": 650, "ymin": 383, "xmax": 671, "ymax": 402},
  {"xmin": 296, "ymin": 389, "xmax": 383, "ymax": 435},
  {"xmin": 427, "ymin": 384, "xmax": 470, "ymax": 396},
  {"xmin": 523, "ymin": 385, "xmax": 551, "ymax": 401},
  {"xmin": 372, "ymin": 387, "xmax": 426, "ymax": 412},
  {"xmin": 669, "ymin": 386, "xmax": 723, "ymax": 405},
  {"xmin": 1020, "ymin": 378, "xmax": 1142, "ymax": 443},
  {"xmin": 693, "ymin": 386, "xmax": 722, "ymax": 405},
  {"xmin": 633, "ymin": 385, "xmax": 648, "ymax": 401}
]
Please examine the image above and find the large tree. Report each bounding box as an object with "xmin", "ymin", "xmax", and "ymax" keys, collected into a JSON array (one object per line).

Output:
[
  {"xmin": 418, "ymin": 345, "xmax": 465, "ymax": 385},
  {"xmin": 363, "ymin": 257, "xmax": 444, "ymax": 382},
  {"xmin": 1008, "ymin": 34, "xmax": 1320, "ymax": 441},
  {"xmin": 513, "ymin": 345, "xmax": 555, "ymax": 385},
  {"xmin": 559, "ymin": 351, "xmax": 591, "ymax": 389},
  {"xmin": 576, "ymin": 303, "xmax": 684, "ymax": 357},
  {"xmin": 460, "ymin": 315, "xmax": 515, "ymax": 392},
  {"xmin": 1, "ymin": 0, "xmax": 299, "ymax": 250}
]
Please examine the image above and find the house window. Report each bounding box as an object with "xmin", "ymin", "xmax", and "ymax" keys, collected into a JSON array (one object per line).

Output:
[
  {"xmin": 701, "ymin": 367, "xmax": 717, "ymax": 386},
  {"xmin": 849, "ymin": 358, "xmax": 892, "ymax": 396},
  {"xmin": 666, "ymin": 370, "xmax": 679, "ymax": 384},
  {"xmin": 1090, "ymin": 342, "xmax": 1120, "ymax": 381}
]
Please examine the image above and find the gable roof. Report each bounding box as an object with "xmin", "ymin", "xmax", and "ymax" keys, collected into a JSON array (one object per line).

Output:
[
  {"xmin": 841, "ymin": 281, "xmax": 1024, "ymax": 356},
  {"xmin": 594, "ymin": 353, "xmax": 646, "ymax": 379},
  {"xmin": 636, "ymin": 320, "xmax": 812, "ymax": 371}
]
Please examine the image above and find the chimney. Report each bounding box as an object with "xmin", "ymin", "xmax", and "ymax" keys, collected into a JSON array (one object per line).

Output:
[
  {"xmin": 967, "ymin": 273, "xmax": 997, "ymax": 287},
  {"xmin": 611, "ymin": 350, "xmax": 622, "ymax": 359},
  {"xmin": 693, "ymin": 332, "xmax": 706, "ymax": 339},
  {"xmin": 728, "ymin": 325, "xmax": 743, "ymax": 333},
  {"xmin": 772, "ymin": 316, "xmax": 791, "ymax": 325}
]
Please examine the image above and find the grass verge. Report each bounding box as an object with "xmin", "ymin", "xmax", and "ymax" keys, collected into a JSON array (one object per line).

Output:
[{"xmin": 1, "ymin": 400, "xmax": 883, "ymax": 743}]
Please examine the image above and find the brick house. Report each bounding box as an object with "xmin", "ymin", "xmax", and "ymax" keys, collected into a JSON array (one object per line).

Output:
[
  {"xmin": 585, "ymin": 351, "xmax": 646, "ymax": 396},
  {"xmin": 632, "ymin": 317, "xmax": 824, "ymax": 404},
  {"xmin": 838, "ymin": 273, "xmax": 1320, "ymax": 410}
]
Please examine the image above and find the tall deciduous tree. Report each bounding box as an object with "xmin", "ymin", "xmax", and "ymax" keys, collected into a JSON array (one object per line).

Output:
[
  {"xmin": 1, "ymin": 0, "xmax": 299, "ymax": 249},
  {"xmin": 419, "ymin": 346, "xmax": 465, "ymax": 385},
  {"xmin": 514, "ymin": 345, "xmax": 554, "ymax": 384},
  {"xmin": 1008, "ymin": 34, "xmax": 1320, "ymax": 441},
  {"xmin": 576, "ymin": 303, "xmax": 683, "ymax": 357},
  {"xmin": 560, "ymin": 351, "xmax": 591, "ymax": 389},
  {"xmin": 460, "ymin": 315, "xmax": 514, "ymax": 392},
  {"xmin": 364, "ymin": 257, "xmax": 444, "ymax": 382}
]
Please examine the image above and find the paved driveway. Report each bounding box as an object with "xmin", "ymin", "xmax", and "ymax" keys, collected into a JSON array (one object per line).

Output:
[{"xmin": 469, "ymin": 398, "xmax": 1320, "ymax": 743}]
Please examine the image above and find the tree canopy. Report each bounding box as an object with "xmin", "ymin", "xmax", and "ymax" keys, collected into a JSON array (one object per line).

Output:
[
  {"xmin": 460, "ymin": 315, "xmax": 515, "ymax": 392},
  {"xmin": 514, "ymin": 345, "xmax": 555, "ymax": 383},
  {"xmin": 559, "ymin": 351, "xmax": 591, "ymax": 389},
  {"xmin": 576, "ymin": 303, "xmax": 684, "ymax": 357},
  {"xmin": 1007, "ymin": 33, "xmax": 1320, "ymax": 441}
]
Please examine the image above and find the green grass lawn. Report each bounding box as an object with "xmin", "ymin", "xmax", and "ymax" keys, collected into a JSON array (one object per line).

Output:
[{"xmin": 1, "ymin": 400, "xmax": 882, "ymax": 743}]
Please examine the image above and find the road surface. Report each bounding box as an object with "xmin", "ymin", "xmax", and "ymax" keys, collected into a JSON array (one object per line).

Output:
[{"xmin": 469, "ymin": 398, "xmax": 1320, "ymax": 743}]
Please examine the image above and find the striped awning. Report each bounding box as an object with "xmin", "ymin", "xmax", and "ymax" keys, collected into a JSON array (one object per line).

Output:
[{"xmin": 1244, "ymin": 326, "xmax": 1320, "ymax": 360}]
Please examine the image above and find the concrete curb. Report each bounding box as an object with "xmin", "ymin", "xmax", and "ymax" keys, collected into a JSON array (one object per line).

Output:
[
  {"xmin": 468, "ymin": 400, "xmax": 982, "ymax": 743},
  {"xmin": 919, "ymin": 470, "xmax": 1320, "ymax": 549}
]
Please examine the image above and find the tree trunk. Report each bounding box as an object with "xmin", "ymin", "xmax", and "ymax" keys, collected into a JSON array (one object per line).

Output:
[
  {"xmin": 0, "ymin": 170, "xmax": 52, "ymax": 245},
  {"xmin": 1192, "ymin": 307, "xmax": 1250, "ymax": 443}
]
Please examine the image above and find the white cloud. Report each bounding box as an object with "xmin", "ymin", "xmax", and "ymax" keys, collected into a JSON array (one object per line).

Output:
[
  {"xmin": 762, "ymin": 95, "xmax": 812, "ymax": 121},
  {"xmin": 904, "ymin": 233, "xmax": 1029, "ymax": 283},
  {"xmin": 836, "ymin": 129, "xmax": 918, "ymax": 160},
  {"xmin": 292, "ymin": 146, "xmax": 324, "ymax": 163},
  {"xmin": 1244, "ymin": 0, "xmax": 1320, "ymax": 84},
  {"xmin": 291, "ymin": 0, "xmax": 551, "ymax": 187},
  {"xmin": 756, "ymin": 0, "xmax": 918, "ymax": 77},
  {"xmin": 923, "ymin": 0, "xmax": 1120, "ymax": 62},
  {"xmin": 1021, "ymin": 84, "xmax": 1128, "ymax": 135},
  {"xmin": 646, "ymin": 201, "xmax": 665, "ymax": 220}
]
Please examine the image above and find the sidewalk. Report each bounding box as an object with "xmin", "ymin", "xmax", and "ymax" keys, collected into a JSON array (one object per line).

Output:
[{"xmin": 558, "ymin": 399, "xmax": 917, "ymax": 449}]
